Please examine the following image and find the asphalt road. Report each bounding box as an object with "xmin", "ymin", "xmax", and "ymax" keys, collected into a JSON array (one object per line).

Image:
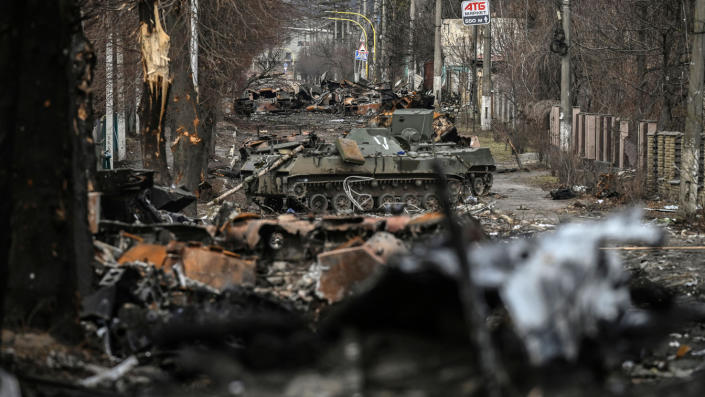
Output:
[{"xmin": 491, "ymin": 168, "xmax": 576, "ymax": 224}]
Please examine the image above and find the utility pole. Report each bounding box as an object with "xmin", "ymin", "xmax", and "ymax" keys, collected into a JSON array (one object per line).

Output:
[
  {"xmin": 481, "ymin": 23, "xmax": 492, "ymax": 130},
  {"xmin": 408, "ymin": 0, "xmax": 416, "ymax": 89},
  {"xmin": 559, "ymin": 0, "xmax": 571, "ymax": 150},
  {"xmin": 433, "ymin": 0, "xmax": 442, "ymax": 109},
  {"xmin": 472, "ymin": 25, "xmax": 478, "ymax": 133},
  {"xmin": 363, "ymin": 0, "xmax": 368, "ymax": 79},
  {"xmin": 105, "ymin": 30, "xmax": 114, "ymax": 169},
  {"xmin": 358, "ymin": 0, "xmax": 363, "ymax": 80},
  {"xmin": 374, "ymin": 0, "xmax": 380, "ymax": 80},
  {"xmin": 116, "ymin": 37, "xmax": 126, "ymax": 161},
  {"xmin": 381, "ymin": 0, "xmax": 386, "ymax": 80},
  {"xmin": 680, "ymin": 0, "xmax": 705, "ymax": 215}
]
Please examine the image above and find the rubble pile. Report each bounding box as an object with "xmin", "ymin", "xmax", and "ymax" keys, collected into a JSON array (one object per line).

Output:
[
  {"xmin": 235, "ymin": 76, "xmax": 314, "ymax": 115},
  {"xmin": 90, "ymin": 169, "xmax": 454, "ymax": 307}
]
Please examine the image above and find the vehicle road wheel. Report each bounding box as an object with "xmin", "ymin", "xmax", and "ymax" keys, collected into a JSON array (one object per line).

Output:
[
  {"xmin": 378, "ymin": 194, "xmax": 395, "ymax": 208},
  {"xmin": 471, "ymin": 176, "xmax": 485, "ymax": 196},
  {"xmin": 448, "ymin": 180, "xmax": 462, "ymax": 198},
  {"xmin": 423, "ymin": 193, "xmax": 440, "ymax": 211},
  {"xmin": 309, "ymin": 194, "xmax": 329, "ymax": 213},
  {"xmin": 332, "ymin": 193, "xmax": 352, "ymax": 212},
  {"xmin": 291, "ymin": 183, "xmax": 307, "ymax": 199},
  {"xmin": 356, "ymin": 194, "xmax": 375, "ymax": 212},
  {"xmin": 483, "ymin": 173, "xmax": 493, "ymax": 193},
  {"xmin": 403, "ymin": 193, "xmax": 421, "ymax": 209}
]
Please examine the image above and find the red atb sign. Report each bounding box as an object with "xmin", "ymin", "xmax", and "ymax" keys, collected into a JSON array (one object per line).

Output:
[{"xmin": 461, "ymin": 0, "xmax": 490, "ymax": 25}]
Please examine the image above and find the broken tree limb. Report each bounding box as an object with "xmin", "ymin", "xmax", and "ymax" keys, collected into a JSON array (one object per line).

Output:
[
  {"xmin": 139, "ymin": 0, "xmax": 171, "ymax": 185},
  {"xmin": 208, "ymin": 145, "xmax": 304, "ymax": 206},
  {"xmin": 505, "ymin": 137, "xmax": 524, "ymax": 170},
  {"xmin": 602, "ymin": 246, "xmax": 705, "ymax": 251},
  {"xmin": 79, "ymin": 355, "xmax": 139, "ymax": 388}
]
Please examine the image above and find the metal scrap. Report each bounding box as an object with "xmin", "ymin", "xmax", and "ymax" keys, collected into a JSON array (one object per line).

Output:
[
  {"xmin": 164, "ymin": 242, "xmax": 255, "ymax": 289},
  {"xmin": 221, "ymin": 212, "xmax": 443, "ymax": 260},
  {"xmin": 117, "ymin": 241, "xmax": 255, "ymax": 290},
  {"xmin": 237, "ymin": 77, "xmax": 436, "ymax": 118},
  {"xmin": 316, "ymin": 245, "xmax": 384, "ymax": 303},
  {"xmin": 316, "ymin": 231, "xmax": 408, "ymax": 303}
]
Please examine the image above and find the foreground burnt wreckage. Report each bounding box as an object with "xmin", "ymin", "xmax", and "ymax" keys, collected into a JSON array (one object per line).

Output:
[
  {"xmin": 7, "ymin": 165, "xmax": 705, "ymax": 397},
  {"xmin": 236, "ymin": 109, "xmax": 495, "ymax": 213}
]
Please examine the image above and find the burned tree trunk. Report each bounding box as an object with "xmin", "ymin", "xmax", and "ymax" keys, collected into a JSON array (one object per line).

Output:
[
  {"xmin": 166, "ymin": 0, "xmax": 208, "ymax": 199},
  {"xmin": 0, "ymin": 0, "xmax": 95, "ymax": 340},
  {"xmin": 139, "ymin": 0, "xmax": 171, "ymax": 185}
]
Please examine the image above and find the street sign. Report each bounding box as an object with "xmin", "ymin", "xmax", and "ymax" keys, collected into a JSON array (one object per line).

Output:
[
  {"xmin": 461, "ymin": 0, "xmax": 491, "ymax": 25},
  {"xmin": 355, "ymin": 50, "xmax": 369, "ymax": 61},
  {"xmin": 357, "ymin": 42, "xmax": 368, "ymax": 53}
]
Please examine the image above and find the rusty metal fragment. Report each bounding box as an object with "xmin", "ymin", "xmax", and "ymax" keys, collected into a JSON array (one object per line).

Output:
[
  {"xmin": 118, "ymin": 243, "xmax": 168, "ymax": 266},
  {"xmin": 88, "ymin": 192, "xmax": 101, "ymax": 234},
  {"xmin": 164, "ymin": 242, "xmax": 255, "ymax": 289},
  {"xmin": 316, "ymin": 245, "xmax": 383, "ymax": 303},
  {"xmin": 117, "ymin": 241, "xmax": 255, "ymax": 290},
  {"xmin": 316, "ymin": 232, "xmax": 407, "ymax": 303}
]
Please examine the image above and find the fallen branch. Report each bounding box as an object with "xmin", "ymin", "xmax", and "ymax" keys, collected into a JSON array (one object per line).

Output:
[
  {"xmin": 207, "ymin": 145, "xmax": 304, "ymax": 206},
  {"xmin": 79, "ymin": 356, "xmax": 138, "ymax": 388},
  {"xmin": 505, "ymin": 137, "xmax": 524, "ymax": 170},
  {"xmin": 602, "ymin": 246, "xmax": 705, "ymax": 251}
]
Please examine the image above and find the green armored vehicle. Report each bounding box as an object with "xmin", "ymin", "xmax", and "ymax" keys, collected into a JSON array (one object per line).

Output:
[{"xmin": 239, "ymin": 109, "xmax": 495, "ymax": 212}]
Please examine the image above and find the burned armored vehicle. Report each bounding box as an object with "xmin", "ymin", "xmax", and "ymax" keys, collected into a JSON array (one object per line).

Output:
[{"xmin": 239, "ymin": 109, "xmax": 495, "ymax": 212}]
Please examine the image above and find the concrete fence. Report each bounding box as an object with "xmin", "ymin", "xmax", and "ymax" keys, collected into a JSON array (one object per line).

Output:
[
  {"xmin": 492, "ymin": 91, "xmax": 515, "ymax": 126},
  {"xmin": 549, "ymin": 106, "xmax": 649, "ymax": 169},
  {"xmin": 548, "ymin": 105, "xmax": 705, "ymax": 201}
]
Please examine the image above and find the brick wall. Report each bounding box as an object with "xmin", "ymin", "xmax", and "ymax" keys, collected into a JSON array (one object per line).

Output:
[{"xmin": 644, "ymin": 131, "xmax": 705, "ymax": 202}]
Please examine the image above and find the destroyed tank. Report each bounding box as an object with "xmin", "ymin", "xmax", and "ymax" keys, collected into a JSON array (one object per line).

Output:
[{"xmin": 239, "ymin": 109, "xmax": 495, "ymax": 212}]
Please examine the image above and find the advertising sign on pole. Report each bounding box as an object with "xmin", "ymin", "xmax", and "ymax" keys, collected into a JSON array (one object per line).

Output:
[{"xmin": 461, "ymin": 0, "xmax": 491, "ymax": 25}]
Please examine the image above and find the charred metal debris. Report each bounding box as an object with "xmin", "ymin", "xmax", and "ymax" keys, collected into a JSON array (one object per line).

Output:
[{"xmin": 236, "ymin": 75, "xmax": 435, "ymax": 116}]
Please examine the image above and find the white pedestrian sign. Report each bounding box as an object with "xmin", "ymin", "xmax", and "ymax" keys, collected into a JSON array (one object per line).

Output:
[
  {"xmin": 461, "ymin": 0, "xmax": 491, "ymax": 25},
  {"xmin": 355, "ymin": 42, "xmax": 369, "ymax": 61}
]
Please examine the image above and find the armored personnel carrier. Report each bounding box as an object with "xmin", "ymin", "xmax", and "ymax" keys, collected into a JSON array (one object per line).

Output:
[{"xmin": 239, "ymin": 109, "xmax": 495, "ymax": 212}]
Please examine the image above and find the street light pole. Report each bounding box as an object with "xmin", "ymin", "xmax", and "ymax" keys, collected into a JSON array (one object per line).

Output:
[
  {"xmin": 325, "ymin": 16, "xmax": 369, "ymax": 81},
  {"xmin": 325, "ymin": 10, "xmax": 376, "ymax": 81},
  {"xmin": 433, "ymin": 0, "xmax": 442, "ymax": 109},
  {"xmin": 481, "ymin": 23, "xmax": 492, "ymax": 130},
  {"xmin": 408, "ymin": 0, "xmax": 416, "ymax": 89},
  {"xmin": 559, "ymin": 0, "xmax": 571, "ymax": 151}
]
